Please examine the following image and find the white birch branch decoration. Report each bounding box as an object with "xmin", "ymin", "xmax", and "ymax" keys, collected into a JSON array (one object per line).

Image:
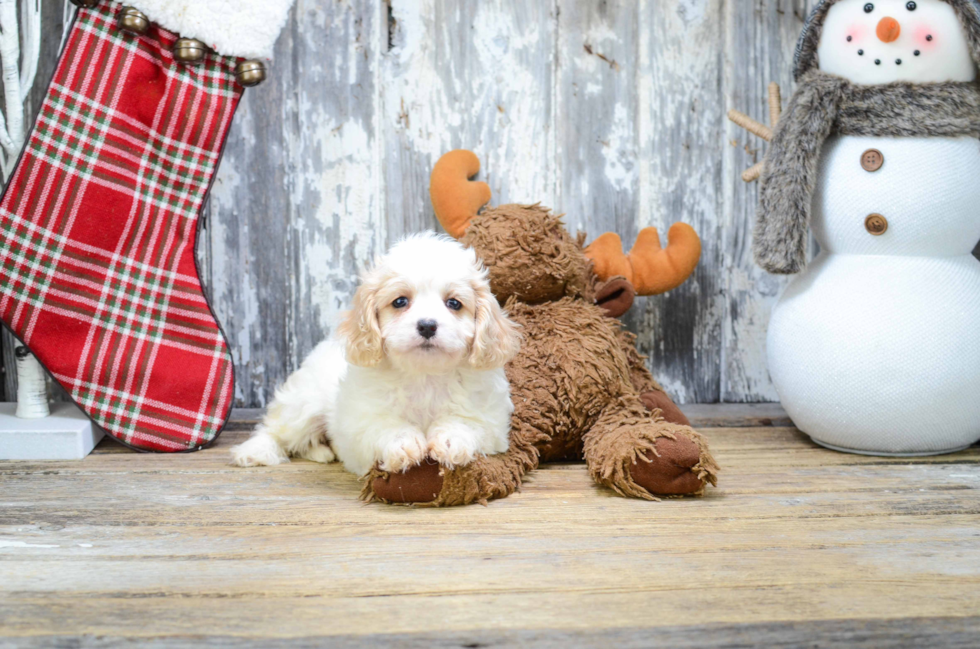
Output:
[
  {"xmin": 15, "ymin": 344, "xmax": 48, "ymax": 417},
  {"xmin": 0, "ymin": 0, "xmax": 41, "ymax": 181},
  {"xmin": 20, "ymin": 0, "xmax": 40, "ymax": 98},
  {"xmin": 59, "ymin": 0, "xmax": 74, "ymax": 51},
  {"xmin": 1, "ymin": 0, "xmax": 47, "ymax": 418}
]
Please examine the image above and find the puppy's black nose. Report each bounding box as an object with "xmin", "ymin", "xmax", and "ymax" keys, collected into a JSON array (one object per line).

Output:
[{"xmin": 417, "ymin": 319, "xmax": 438, "ymax": 339}]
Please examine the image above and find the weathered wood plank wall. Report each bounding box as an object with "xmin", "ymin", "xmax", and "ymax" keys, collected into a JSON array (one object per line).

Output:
[
  {"xmin": 208, "ymin": 0, "xmax": 825, "ymax": 407},
  {"xmin": 2, "ymin": 0, "xmax": 826, "ymax": 405},
  {"xmin": 209, "ymin": 0, "xmax": 818, "ymax": 407}
]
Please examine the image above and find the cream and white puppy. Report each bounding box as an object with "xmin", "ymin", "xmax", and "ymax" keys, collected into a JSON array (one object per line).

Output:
[{"xmin": 230, "ymin": 233, "xmax": 521, "ymax": 476}]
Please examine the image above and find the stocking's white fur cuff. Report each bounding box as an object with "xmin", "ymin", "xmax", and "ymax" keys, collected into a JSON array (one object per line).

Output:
[{"xmin": 125, "ymin": 0, "xmax": 295, "ymax": 59}]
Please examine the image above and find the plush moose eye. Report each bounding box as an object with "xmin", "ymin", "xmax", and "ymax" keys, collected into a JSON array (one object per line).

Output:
[
  {"xmin": 392, "ymin": 296, "xmax": 409, "ymax": 309},
  {"xmin": 445, "ymin": 298, "xmax": 463, "ymax": 311},
  {"xmin": 906, "ymin": 1, "xmax": 917, "ymax": 9},
  {"xmin": 864, "ymin": 3, "xmax": 874, "ymax": 12}
]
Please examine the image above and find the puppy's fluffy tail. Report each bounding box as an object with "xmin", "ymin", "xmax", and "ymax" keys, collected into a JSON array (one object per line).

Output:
[{"xmin": 230, "ymin": 428, "xmax": 289, "ymax": 467}]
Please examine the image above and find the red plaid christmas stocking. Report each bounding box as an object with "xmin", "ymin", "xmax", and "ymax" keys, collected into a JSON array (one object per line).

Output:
[{"xmin": 0, "ymin": 0, "xmax": 292, "ymax": 452}]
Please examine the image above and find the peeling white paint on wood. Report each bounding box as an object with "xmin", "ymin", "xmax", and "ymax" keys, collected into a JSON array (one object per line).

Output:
[
  {"xmin": 721, "ymin": 0, "xmax": 816, "ymax": 402},
  {"xmin": 382, "ymin": 0, "xmax": 558, "ymax": 242},
  {"xmin": 0, "ymin": 540, "xmax": 59, "ymax": 549},
  {"xmin": 208, "ymin": 0, "xmax": 385, "ymax": 406}
]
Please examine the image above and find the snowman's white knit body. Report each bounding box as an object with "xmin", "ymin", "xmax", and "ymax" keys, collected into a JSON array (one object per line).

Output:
[
  {"xmin": 765, "ymin": 0, "xmax": 980, "ymax": 454},
  {"xmin": 768, "ymin": 134, "xmax": 980, "ymax": 454}
]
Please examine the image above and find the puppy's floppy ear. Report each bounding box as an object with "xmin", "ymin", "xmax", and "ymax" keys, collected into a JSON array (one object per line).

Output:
[
  {"xmin": 338, "ymin": 270, "xmax": 385, "ymax": 367},
  {"xmin": 469, "ymin": 275, "xmax": 521, "ymax": 370}
]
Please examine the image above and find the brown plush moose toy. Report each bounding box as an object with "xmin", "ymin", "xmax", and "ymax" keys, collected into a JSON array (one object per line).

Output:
[{"xmin": 365, "ymin": 150, "xmax": 718, "ymax": 506}]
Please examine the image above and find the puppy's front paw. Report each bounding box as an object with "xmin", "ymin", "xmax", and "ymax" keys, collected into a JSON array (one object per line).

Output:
[
  {"xmin": 427, "ymin": 425, "xmax": 480, "ymax": 469},
  {"xmin": 301, "ymin": 443, "xmax": 336, "ymax": 464},
  {"xmin": 230, "ymin": 432, "xmax": 289, "ymax": 467},
  {"xmin": 380, "ymin": 430, "xmax": 428, "ymax": 473}
]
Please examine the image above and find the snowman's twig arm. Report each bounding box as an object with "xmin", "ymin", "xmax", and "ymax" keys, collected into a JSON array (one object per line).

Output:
[
  {"xmin": 728, "ymin": 109, "xmax": 773, "ymax": 142},
  {"xmin": 728, "ymin": 83, "xmax": 782, "ymax": 184},
  {"xmin": 768, "ymin": 83, "xmax": 782, "ymax": 127},
  {"xmin": 742, "ymin": 162, "xmax": 764, "ymax": 183}
]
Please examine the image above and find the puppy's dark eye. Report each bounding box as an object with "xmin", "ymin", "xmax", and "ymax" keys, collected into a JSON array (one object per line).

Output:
[
  {"xmin": 392, "ymin": 297, "xmax": 409, "ymax": 309},
  {"xmin": 445, "ymin": 298, "xmax": 462, "ymax": 311},
  {"xmin": 864, "ymin": 3, "xmax": 874, "ymax": 12},
  {"xmin": 906, "ymin": 1, "xmax": 916, "ymax": 9}
]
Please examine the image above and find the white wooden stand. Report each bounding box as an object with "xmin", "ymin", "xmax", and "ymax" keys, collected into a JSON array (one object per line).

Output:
[
  {"xmin": 0, "ymin": 346, "xmax": 103, "ymax": 460},
  {"xmin": 0, "ymin": 401, "xmax": 102, "ymax": 460}
]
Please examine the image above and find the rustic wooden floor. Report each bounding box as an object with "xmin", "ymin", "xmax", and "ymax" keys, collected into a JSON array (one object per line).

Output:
[{"xmin": 2, "ymin": 405, "xmax": 979, "ymax": 648}]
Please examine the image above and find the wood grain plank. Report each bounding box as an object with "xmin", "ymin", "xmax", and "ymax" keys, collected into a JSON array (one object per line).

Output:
[
  {"xmin": 2, "ymin": 411, "xmax": 979, "ymax": 644},
  {"xmin": 221, "ymin": 403, "xmax": 793, "ymax": 432},
  {"xmin": 284, "ymin": 0, "xmax": 385, "ymax": 367},
  {"xmin": 2, "ymin": 586, "xmax": 980, "ymax": 639},
  {"xmin": 631, "ymin": 0, "xmax": 728, "ymax": 405},
  {"xmin": 682, "ymin": 402, "xmax": 792, "ymax": 427},
  {"xmin": 382, "ymin": 0, "xmax": 558, "ymax": 242},
  {"xmin": 209, "ymin": 0, "xmax": 383, "ymax": 406},
  {"xmin": 720, "ymin": 0, "xmax": 813, "ymax": 402},
  {"xmin": 555, "ymin": 0, "xmax": 637, "ymax": 238},
  {"xmin": 5, "ymin": 617, "xmax": 980, "ymax": 649},
  {"xmin": 207, "ymin": 70, "xmax": 291, "ymax": 407}
]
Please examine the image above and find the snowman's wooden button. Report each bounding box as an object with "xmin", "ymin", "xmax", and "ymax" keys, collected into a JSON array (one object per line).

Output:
[
  {"xmin": 861, "ymin": 149, "xmax": 884, "ymax": 172},
  {"xmin": 865, "ymin": 213, "xmax": 888, "ymax": 236}
]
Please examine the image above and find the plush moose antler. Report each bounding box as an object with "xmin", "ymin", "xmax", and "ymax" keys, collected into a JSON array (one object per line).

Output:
[
  {"xmin": 728, "ymin": 82, "xmax": 782, "ymax": 182},
  {"xmin": 429, "ymin": 149, "xmax": 702, "ymax": 297},
  {"xmin": 585, "ymin": 225, "xmax": 701, "ymax": 296},
  {"xmin": 429, "ymin": 150, "xmax": 492, "ymax": 238}
]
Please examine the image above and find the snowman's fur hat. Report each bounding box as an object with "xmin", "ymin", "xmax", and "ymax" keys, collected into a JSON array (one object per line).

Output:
[
  {"xmin": 793, "ymin": 0, "xmax": 980, "ymax": 80},
  {"xmin": 754, "ymin": 0, "xmax": 980, "ymax": 274}
]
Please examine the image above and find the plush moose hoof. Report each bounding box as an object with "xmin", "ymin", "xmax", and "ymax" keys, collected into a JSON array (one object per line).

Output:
[
  {"xmin": 629, "ymin": 434, "xmax": 704, "ymax": 496},
  {"xmin": 639, "ymin": 390, "xmax": 691, "ymax": 427},
  {"xmin": 371, "ymin": 459, "xmax": 444, "ymax": 503}
]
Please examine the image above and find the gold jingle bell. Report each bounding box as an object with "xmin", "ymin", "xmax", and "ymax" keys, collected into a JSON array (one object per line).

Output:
[
  {"xmin": 119, "ymin": 7, "xmax": 150, "ymax": 35},
  {"xmin": 173, "ymin": 38, "xmax": 207, "ymax": 65},
  {"xmin": 235, "ymin": 60, "xmax": 267, "ymax": 88},
  {"xmin": 69, "ymin": 0, "xmax": 100, "ymax": 7}
]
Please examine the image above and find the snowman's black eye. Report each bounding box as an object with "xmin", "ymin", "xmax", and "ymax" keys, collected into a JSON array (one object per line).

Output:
[
  {"xmin": 864, "ymin": 3, "xmax": 874, "ymax": 12},
  {"xmin": 906, "ymin": 1, "xmax": 917, "ymax": 10}
]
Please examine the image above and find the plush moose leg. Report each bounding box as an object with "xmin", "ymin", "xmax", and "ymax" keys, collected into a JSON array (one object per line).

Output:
[
  {"xmin": 364, "ymin": 417, "xmax": 543, "ymax": 506},
  {"xmin": 583, "ymin": 397, "xmax": 718, "ymax": 499},
  {"xmin": 616, "ymin": 330, "xmax": 691, "ymax": 426}
]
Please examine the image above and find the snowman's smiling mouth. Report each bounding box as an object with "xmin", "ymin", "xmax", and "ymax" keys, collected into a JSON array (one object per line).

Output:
[
  {"xmin": 852, "ymin": 40, "xmax": 931, "ymax": 67},
  {"xmin": 856, "ymin": 48, "xmax": 924, "ymax": 66}
]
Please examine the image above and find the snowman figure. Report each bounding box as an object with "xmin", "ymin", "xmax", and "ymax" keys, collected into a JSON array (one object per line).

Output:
[{"xmin": 751, "ymin": 0, "xmax": 980, "ymax": 455}]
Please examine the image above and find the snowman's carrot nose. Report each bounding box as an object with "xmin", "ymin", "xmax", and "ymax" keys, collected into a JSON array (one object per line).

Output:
[{"xmin": 877, "ymin": 17, "xmax": 901, "ymax": 43}]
